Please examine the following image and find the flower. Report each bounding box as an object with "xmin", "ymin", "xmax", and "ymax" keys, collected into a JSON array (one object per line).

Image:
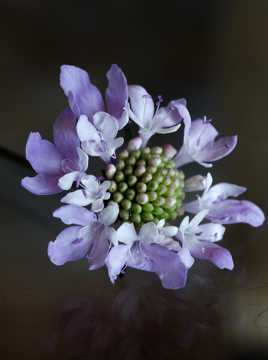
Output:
[
  {"xmin": 106, "ymin": 221, "xmax": 187, "ymax": 290},
  {"xmin": 128, "ymin": 85, "xmax": 188, "ymax": 146},
  {"xmin": 76, "ymin": 113, "xmax": 124, "ymax": 163},
  {"xmin": 60, "ymin": 64, "xmax": 128, "ymax": 129},
  {"xmin": 21, "ymin": 108, "xmax": 88, "ymax": 195},
  {"xmin": 177, "ymin": 210, "xmax": 233, "ymax": 270},
  {"xmin": 61, "ymin": 175, "xmax": 111, "ymax": 212},
  {"xmin": 185, "ymin": 173, "xmax": 265, "ymax": 227},
  {"xmin": 22, "ymin": 63, "xmax": 265, "ymax": 290},
  {"xmin": 48, "ymin": 202, "xmax": 119, "ymax": 269},
  {"xmin": 174, "ymin": 116, "xmax": 238, "ymax": 168}
]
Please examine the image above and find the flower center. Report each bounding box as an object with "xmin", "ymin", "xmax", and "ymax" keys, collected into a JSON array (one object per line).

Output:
[{"xmin": 105, "ymin": 146, "xmax": 185, "ymax": 225}]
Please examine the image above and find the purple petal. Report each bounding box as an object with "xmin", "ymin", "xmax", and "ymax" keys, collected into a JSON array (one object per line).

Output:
[
  {"xmin": 207, "ymin": 200, "xmax": 265, "ymax": 227},
  {"xmin": 187, "ymin": 119, "xmax": 218, "ymax": 148},
  {"xmin": 87, "ymin": 224, "xmax": 110, "ymax": 270},
  {"xmin": 128, "ymin": 239, "xmax": 187, "ymax": 290},
  {"xmin": 21, "ymin": 174, "xmax": 62, "ymax": 195},
  {"xmin": 159, "ymin": 99, "xmax": 188, "ymax": 127},
  {"xmin": 48, "ymin": 225, "xmax": 90, "ymax": 265},
  {"xmin": 60, "ymin": 65, "xmax": 104, "ymax": 117},
  {"xmin": 53, "ymin": 108, "xmax": 80, "ymax": 161},
  {"xmin": 199, "ymin": 135, "xmax": 238, "ymax": 162},
  {"xmin": 53, "ymin": 205, "xmax": 96, "ymax": 226},
  {"xmin": 190, "ymin": 241, "xmax": 234, "ymax": 270},
  {"xmin": 105, "ymin": 64, "xmax": 128, "ymax": 124},
  {"xmin": 25, "ymin": 132, "xmax": 62, "ymax": 175},
  {"xmin": 142, "ymin": 243, "xmax": 188, "ymax": 290}
]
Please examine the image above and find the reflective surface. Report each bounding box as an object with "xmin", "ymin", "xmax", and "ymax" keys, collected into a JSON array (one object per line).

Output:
[{"xmin": 1, "ymin": 1, "xmax": 268, "ymax": 359}]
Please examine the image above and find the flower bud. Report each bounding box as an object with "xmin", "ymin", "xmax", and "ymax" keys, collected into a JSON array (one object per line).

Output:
[
  {"xmin": 163, "ymin": 144, "xmax": 177, "ymax": 159},
  {"xmin": 105, "ymin": 164, "xmax": 116, "ymax": 179},
  {"xmin": 127, "ymin": 137, "xmax": 143, "ymax": 151},
  {"xmin": 184, "ymin": 175, "xmax": 206, "ymax": 192}
]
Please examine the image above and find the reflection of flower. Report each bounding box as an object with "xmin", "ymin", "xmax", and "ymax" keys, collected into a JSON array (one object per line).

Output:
[
  {"xmin": 53, "ymin": 283, "xmax": 225, "ymax": 360},
  {"xmin": 22, "ymin": 64, "xmax": 265, "ymax": 289}
]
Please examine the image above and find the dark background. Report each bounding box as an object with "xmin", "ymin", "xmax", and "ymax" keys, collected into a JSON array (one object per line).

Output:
[{"xmin": 1, "ymin": 1, "xmax": 268, "ymax": 359}]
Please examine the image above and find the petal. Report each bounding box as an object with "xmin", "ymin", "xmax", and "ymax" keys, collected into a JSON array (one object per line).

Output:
[
  {"xmin": 128, "ymin": 85, "xmax": 154, "ymax": 128},
  {"xmin": 91, "ymin": 199, "xmax": 104, "ymax": 213},
  {"xmin": 114, "ymin": 223, "xmax": 137, "ymax": 245},
  {"xmin": 178, "ymin": 247, "xmax": 195, "ymax": 269},
  {"xmin": 48, "ymin": 225, "xmax": 91, "ymax": 265},
  {"xmin": 205, "ymin": 183, "xmax": 247, "ymax": 203},
  {"xmin": 190, "ymin": 241, "xmax": 234, "ymax": 270},
  {"xmin": 77, "ymin": 148, "xmax": 89, "ymax": 172},
  {"xmin": 60, "ymin": 65, "xmax": 104, "ymax": 117},
  {"xmin": 80, "ymin": 175, "xmax": 99, "ymax": 192},
  {"xmin": 196, "ymin": 223, "xmax": 226, "ymax": 242},
  {"xmin": 21, "ymin": 174, "xmax": 61, "ymax": 195},
  {"xmin": 187, "ymin": 119, "xmax": 218, "ymax": 149},
  {"xmin": 58, "ymin": 171, "xmax": 80, "ymax": 190},
  {"xmin": 25, "ymin": 132, "xmax": 62, "ymax": 175},
  {"xmin": 87, "ymin": 225, "xmax": 110, "ymax": 270},
  {"xmin": 93, "ymin": 112, "xmax": 119, "ymax": 140},
  {"xmin": 142, "ymin": 243, "xmax": 188, "ymax": 290},
  {"xmin": 61, "ymin": 189, "xmax": 90, "ymax": 206},
  {"xmin": 156, "ymin": 123, "xmax": 181, "ymax": 134},
  {"xmin": 53, "ymin": 205, "xmax": 96, "ymax": 226},
  {"xmin": 139, "ymin": 222, "xmax": 159, "ymax": 243},
  {"xmin": 53, "ymin": 108, "xmax": 80, "ymax": 160},
  {"xmin": 105, "ymin": 244, "xmax": 130, "ymax": 283},
  {"xmin": 117, "ymin": 108, "xmax": 129, "ymax": 130},
  {"xmin": 76, "ymin": 115, "xmax": 100, "ymax": 142},
  {"xmin": 207, "ymin": 200, "xmax": 265, "ymax": 227},
  {"xmin": 105, "ymin": 64, "xmax": 128, "ymax": 122},
  {"xmin": 184, "ymin": 175, "xmax": 207, "ymax": 192},
  {"xmin": 162, "ymin": 226, "xmax": 178, "ymax": 237},
  {"xmin": 198, "ymin": 135, "xmax": 238, "ymax": 162},
  {"xmin": 98, "ymin": 202, "xmax": 119, "ymax": 226}
]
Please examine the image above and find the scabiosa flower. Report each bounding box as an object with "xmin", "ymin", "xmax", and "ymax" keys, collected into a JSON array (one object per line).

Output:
[{"xmin": 22, "ymin": 64, "xmax": 265, "ymax": 290}]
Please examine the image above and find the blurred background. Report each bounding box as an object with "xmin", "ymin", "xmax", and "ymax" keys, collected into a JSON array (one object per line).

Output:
[{"xmin": 1, "ymin": 1, "xmax": 268, "ymax": 359}]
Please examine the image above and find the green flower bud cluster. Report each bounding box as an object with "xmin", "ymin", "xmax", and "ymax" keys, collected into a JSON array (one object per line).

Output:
[{"xmin": 105, "ymin": 146, "xmax": 185, "ymax": 225}]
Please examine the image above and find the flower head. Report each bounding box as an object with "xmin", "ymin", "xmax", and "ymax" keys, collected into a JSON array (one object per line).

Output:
[{"xmin": 22, "ymin": 64, "xmax": 265, "ymax": 290}]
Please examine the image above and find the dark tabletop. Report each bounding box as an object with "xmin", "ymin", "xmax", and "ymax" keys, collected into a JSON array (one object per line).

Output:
[{"xmin": 1, "ymin": 1, "xmax": 268, "ymax": 359}]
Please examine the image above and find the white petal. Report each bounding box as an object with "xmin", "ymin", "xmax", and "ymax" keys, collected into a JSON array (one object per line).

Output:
[
  {"xmin": 162, "ymin": 226, "xmax": 178, "ymax": 237},
  {"xmin": 139, "ymin": 222, "xmax": 158, "ymax": 243},
  {"xmin": 128, "ymin": 85, "xmax": 155, "ymax": 128},
  {"xmin": 77, "ymin": 147, "xmax": 89, "ymax": 171},
  {"xmin": 91, "ymin": 199, "xmax": 104, "ymax": 213},
  {"xmin": 81, "ymin": 175, "xmax": 99, "ymax": 192},
  {"xmin": 178, "ymin": 247, "xmax": 195, "ymax": 268},
  {"xmin": 58, "ymin": 171, "xmax": 80, "ymax": 190},
  {"xmin": 77, "ymin": 115, "xmax": 100, "ymax": 142},
  {"xmin": 105, "ymin": 245, "xmax": 129, "ymax": 283},
  {"xmin": 115, "ymin": 223, "xmax": 137, "ymax": 245},
  {"xmin": 205, "ymin": 183, "xmax": 247, "ymax": 204},
  {"xmin": 156, "ymin": 123, "xmax": 181, "ymax": 134},
  {"xmin": 189, "ymin": 209, "xmax": 209, "ymax": 229},
  {"xmin": 98, "ymin": 202, "xmax": 119, "ymax": 226},
  {"xmin": 61, "ymin": 189, "xmax": 90, "ymax": 206},
  {"xmin": 196, "ymin": 223, "xmax": 226, "ymax": 242},
  {"xmin": 93, "ymin": 111, "xmax": 119, "ymax": 140}
]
